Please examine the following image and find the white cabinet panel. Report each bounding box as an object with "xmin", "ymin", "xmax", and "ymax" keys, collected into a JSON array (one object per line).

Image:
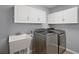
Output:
[
  {"xmin": 14, "ymin": 6, "xmax": 31, "ymax": 23},
  {"xmin": 54, "ymin": 11, "xmax": 64, "ymax": 23},
  {"xmin": 48, "ymin": 11, "xmax": 64, "ymax": 24},
  {"xmin": 48, "ymin": 13, "xmax": 55, "ymax": 24},
  {"xmin": 30, "ymin": 7, "xmax": 46, "ymax": 23},
  {"xmin": 14, "ymin": 5, "xmax": 46, "ymax": 23},
  {"xmin": 63, "ymin": 7, "xmax": 78, "ymax": 23},
  {"xmin": 30, "ymin": 7, "xmax": 40, "ymax": 23},
  {"xmin": 48, "ymin": 7, "xmax": 78, "ymax": 24},
  {"xmin": 37, "ymin": 9, "xmax": 46, "ymax": 23}
]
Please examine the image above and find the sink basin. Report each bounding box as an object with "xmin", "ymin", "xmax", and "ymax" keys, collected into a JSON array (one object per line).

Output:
[{"xmin": 9, "ymin": 34, "xmax": 32, "ymax": 42}]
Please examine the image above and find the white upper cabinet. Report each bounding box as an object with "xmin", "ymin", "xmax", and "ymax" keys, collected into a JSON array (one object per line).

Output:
[
  {"xmin": 48, "ymin": 7, "xmax": 78, "ymax": 24},
  {"xmin": 30, "ymin": 7, "xmax": 46, "ymax": 23},
  {"xmin": 14, "ymin": 5, "xmax": 46, "ymax": 23},
  {"xmin": 48, "ymin": 13, "xmax": 56, "ymax": 24},
  {"xmin": 37, "ymin": 9, "xmax": 46, "ymax": 23},
  {"xmin": 14, "ymin": 6, "xmax": 31, "ymax": 23},
  {"xmin": 53, "ymin": 11, "xmax": 64, "ymax": 24},
  {"xmin": 63, "ymin": 7, "xmax": 78, "ymax": 23}
]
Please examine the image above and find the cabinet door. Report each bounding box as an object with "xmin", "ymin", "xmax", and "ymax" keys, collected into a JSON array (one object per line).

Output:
[
  {"xmin": 48, "ymin": 11, "xmax": 64, "ymax": 24},
  {"xmin": 30, "ymin": 7, "xmax": 46, "ymax": 23},
  {"xmin": 37, "ymin": 10, "xmax": 46, "ymax": 23},
  {"xmin": 30, "ymin": 7, "xmax": 39, "ymax": 23},
  {"xmin": 14, "ymin": 6, "xmax": 46, "ymax": 23},
  {"xmin": 14, "ymin": 6, "xmax": 31, "ymax": 23},
  {"xmin": 54, "ymin": 11, "xmax": 64, "ymax": 24},
  {"xmin": 48, "ymin": 13, "xmax": 55, "ymax": 24},
  {"xmin": 48, "ymin": 7, "xmax": 78, "ymax": 24},
  {"xmin": 63, "ymin": 7, "xmax": 78, "ymax": 23}
]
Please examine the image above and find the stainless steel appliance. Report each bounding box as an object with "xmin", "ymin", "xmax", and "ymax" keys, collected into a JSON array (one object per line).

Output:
[{"xmin": 32, "ymin": 28, "xmax": 66, "ymax": 54}]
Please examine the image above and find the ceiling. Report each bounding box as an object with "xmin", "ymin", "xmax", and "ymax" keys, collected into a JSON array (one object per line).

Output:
[{"xmin": 41, "ymin": 5, "xmax": 57, "ymax": 9}]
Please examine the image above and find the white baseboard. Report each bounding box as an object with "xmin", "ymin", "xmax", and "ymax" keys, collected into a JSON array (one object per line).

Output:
[{"xmin": 66, "ymin": 48, "xmax": 78, "ymax": 54}]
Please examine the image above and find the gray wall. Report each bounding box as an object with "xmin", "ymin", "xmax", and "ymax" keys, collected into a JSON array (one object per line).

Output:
[
  {"xmin": 49, "ymin": 5, "xmax": 79, "ymax": 53},
  {"xmin": 0, "ymin": 5, "xmax": 49, "ymax": 53},
  {"xmin": 0, "ymin": 6, "xmax": 12, "ymax": 53}
]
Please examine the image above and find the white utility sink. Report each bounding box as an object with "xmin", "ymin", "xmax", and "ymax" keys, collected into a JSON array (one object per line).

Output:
[
  {"xmin": 9, "ymin": 34, "xmax": 32, "ymax": 54},
  {"xmin": 9, "ymin": 34, "xmax": 32, "ymax": 42}
]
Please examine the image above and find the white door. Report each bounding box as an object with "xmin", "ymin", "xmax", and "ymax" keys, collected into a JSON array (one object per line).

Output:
[
  {"xmin": 14, "ymin": 6, "xmax": 31, "ymax": 23},
  {"xmin": 54, "ymin": 11, "xmax": 64, "ymax": 24},
  {"xmin": 30, "ymin": 7, "xmax": 46, "ymax": 23},
  {"xmin": 48, "ymin": 13, "xmax": 56, "ymax": 24},
  {"xmin": 38, "ymin": 10, "xmax": 46, "ymax": 23},
  {"xmin": 48, "ymin": 11, "xmax": 64, "ymax": 24},
  {"xmin": 63, "ymin": 7, "xmax": 78, "ymax": 23},
  {"xmin": 14, "ymin": 5, "xmax": 46, "ymax": 23},
  {"xmin": 30, "ymin": 7, "xmax": 39, "ymax": 23}
]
